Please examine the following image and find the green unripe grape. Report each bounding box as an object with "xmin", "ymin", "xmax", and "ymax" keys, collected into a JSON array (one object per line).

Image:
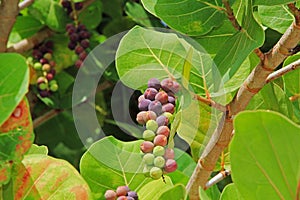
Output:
[
  {"xmin": 49, "ymin": 80, "xmax": 57, "ymax": 86},
  {"xmin": 162, "ymin": 112, "xmax": 174, "ymax": 123},
  {"xmin": 153, "ymin": 146, "xmax": 165, "ymax": 157},
  {"xmin": 27, "ymin": 57, "xmax": 33, "ymax": 64},
  {"xmin": 49, "ymin": 83, "xmax": 59, "ymax": 92},
  {"xmin": 143, "ymin": 130, "xmax": 155, "ymax": 141},
  {"xmin": 33, "ymin": 62, "xmax": 42, "ymax": 70},
  {"xmin": 143, "ymin": 165, "xmax": 152, "ymax": 177},
  {"xmin": 154, "ymin": 156, "xmax": 165, "ymax": 168},
  {"xmin": 38, "ymin": 83, "xmax": 48, "ymax": 90},
  {"xmin": 43, "ymin": 53, "xmax": 52, "ymax": 60},
  {"xmin": 146, "ymin": 119, "xmax": 158, "ymax": 132},
  {"xmin": 150, "ymin": 167, "xmax": 162, "ymax": 180},
  {"xmin": 143, "ymin": 153, "xmax": 155, "ymax": 165}
]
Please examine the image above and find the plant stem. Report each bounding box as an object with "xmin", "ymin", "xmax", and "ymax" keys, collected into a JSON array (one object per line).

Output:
[
  {"xmin": 6, "ymin": 28, "xmax": 54, "ymax": 53},
  {"xmin": 0, "ymin": 0, "xmax": 20, "ymax": 52},
  {"xmin": 266, "ymin": 59, "xmax": 300, "ymax": 83},
  {"xmin": 33, "ymin": 109, "xmax": 63, "ymax": 128},
  {"xmin": 222, "ymin": 0, "xmax": 241, "ymax": 31},
  {"xmin": 186, "ymin": 8, "xmax": 300, "ymax": 200},
  {"xmin": 193, "ymin": 93, "xmax": 227, "ymax": 112}
]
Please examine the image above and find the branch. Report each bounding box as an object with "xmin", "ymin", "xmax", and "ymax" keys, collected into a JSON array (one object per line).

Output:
[
  {"xmin": 186, "ymin": 7, "xmax": 300, "ymax": 200},
  {"xmin": 33, "ymin": 109, "xmax": 63, "ymax": 128},
  {"xmin": 0, "ymin": 0, "xmax": 20, "ymax": 52},
  {"xmin": 18, "ymin": 0, "xmax": 35, "ymax": 10},
  {"xmin": 222, "ymin": 0, "xmax": 241, "ymax": 31},
  {"xmin": 6, "ymin": 28, "xmax": 54, "ymax": 53},
  {"xmin": 193, "ymin": 93, "xmax": 227, "ymax": 112},
  {"xmin": 266, "ymin": 59, "xmax": 300, "ymax": 83}
]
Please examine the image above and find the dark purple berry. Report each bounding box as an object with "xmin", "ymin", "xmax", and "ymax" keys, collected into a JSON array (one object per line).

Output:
[
  {"xmin": 156, "ymin": 115, "xmax": 169, "ymax": 127},
  {"xmin": 144, "ymin": 88, "xmax": 158, "ymax": 100},
  {"xmin": 49, "ymin": 69, "xmax": 56, "ymax": 76},
  {"xmin": 32, "ymin": 50, "xmax": 43, "ymax": 60},
  {"xmin": 61, "ymin": 0, "xmax": 71, "ymax": 8},
  {"xmin": 140, "ymin": 141, "xmax": 154, "ymax": 153},
  {"xmin": 39, "ymin": 58, "xmax": 48, "ymax": 65},
  {"xmin": 79, "ymin": 31, "xmax": 90, "ymax": 39},
  {"xmin": 67, "ymin": 26, "xmax": 76, "ymax": 35},
  {"xmin": 79, "ymin": 51, "xmax": 87, "ymax": 61},
  {"xmin": 138, "ymin": 99, "xmax": 151, "ymax": 111},
  {"xmin": 148, "ymin": 100, "xmax": 162, "ymax": 115},
  {"xmin": 162, "ymin": 103, "xmax": 175, "ymax": 114},
  {"xmin": 116, "ymin": 186, "xmax": 130, "ymax": 196},
  {"xmin": 127, "ymin": 191, "xmax": 138, "ymax": 200},
  {"xmin": 68, "ymin": 41, "xmax": 77, "ymax": 50},
  {"xmin": 77, "ymin": 24, "xmax": 87, "ymax": 31},
  {"xmin": 44, "ymin": 41, "xmax": 54, "ymax": 48},
  {"xmin": 70, "ymin": 33, "xmax": 79, "ymax": 42},
  {"xmin": 66, "ymin": 23, "xmax": 74, "ymax": 31},
  {"xmin": 75, "ymin": 2, "xmax": 83, "ymax": 10},
  {"xmin": 46, "ymin": 73, "xmax": 54, "ymax": 81},
  {"xmin": 49, "ymin": 60, "xmax": 56, "ymax": 67},
  {"xmin": 80, "ymin": 39, "xmax": 89, "ymax": 49},
  {"xmin": 153, "ymin": 135, "xmax": 167, "ymax": 146},
  {"xmin": 75, "ymin": 45, "xmax": 84, "ymax": 55},
  {"xmin": 104, "ymin": 190, "xmax": 117, "ymax": 200},
  {"xmin": 148, "ymin": 78, "xmax": 161, "ymax": 90},
  {"xmin": 39, "ymin": 90, "xmax": 50, "ymax": 98},
  {"xmin": 164, "ymin": 159, "xmax": 177, "ymax": 173}
]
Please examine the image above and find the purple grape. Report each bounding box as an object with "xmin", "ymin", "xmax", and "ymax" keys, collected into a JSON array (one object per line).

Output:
[
  {"xmin": 32, "ymin": 50, "xmax": 43, "ymax": 60},
  {"xmin": 148, "ymin": 78, "xmax": 161, "ymax": 90},
  {"xmin": 39, "ymin": 90, "xmax": 50, "ymax": 98},
  {"xmin": 79, "ymin": 31, "xmax": 90, "ymax": 39},
  {"xmin": 67, "ymin": 26, "xmax": 76, "ymax": 35},
  {"xmin": 144, "ymin": 88, "xmax": 158, "ymax": 100},
  {"xmin": 61, "ymin": 0, "xmax": 71, "ymax": 8},
  {"xmin": 75, "ymin": 45, "xmax": 84, "ymax": 55},
  {"xmin": 75, "ymin": 60, "xmax": 83, "ymax": 68},
  {"xmin": 44, "ymin": 41, "xmax": 54, "ymax": 48},
  {"xmin": 68, "ymin": 41, "xmax": 77, "ymax": 50},
  {"xmin": 138, "ymin": 99, "xmax": 151, "ymax": 111},
  {"xmin": 127, "ymin": 191, "xmax": 138, "ymax": 200},
  {"xmin": 39, "ymin": 58, "xmax": 48, "ymax": 65},
  {"xmin": 75, "ymin": 2, "xmax": 83, "ymax": 10},
  {"xmin": 156, "ymin": 115, "xmax": 169, "ymax": 126},
  {"xmin": 70, "ymin": 33, "xmax": 79, "ymax": 42},
  {"xmin": 148, "ymin": 100, "xmax": 162, "ymax": 115},
  {"xmin": 155, "ymin": 91, "xmax": 168, "ymax": 104},
  {"xmin": 162, "ymin": 103, "xmax": 175, "ymax": 114},
  {"xmin": 79, "ymin": 51, "xmax": 87, "ymax": 61},
  {"xmin": 164, "ymin": 159, "xmax": 177, "ymax": 173},
  {"xmin": 161, "ymin": 78, "xmax": 180, "ymax": 93},
  {"xmin": 80, "ymin": 39, "xmax": 90, "ymax": 49},
  {"xmin": 77, "ymin": 24, "xmax": 87, "ymax": 31}
]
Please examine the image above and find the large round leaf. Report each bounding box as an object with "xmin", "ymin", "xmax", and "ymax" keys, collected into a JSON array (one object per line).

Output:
[{"xmin": 231, "ymin": 110, "xmax": 300, "ymax": 199}]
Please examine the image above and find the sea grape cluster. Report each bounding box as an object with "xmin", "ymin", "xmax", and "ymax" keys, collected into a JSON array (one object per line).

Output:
[
  {"xmin": 104, "ymin": 186, "xmax": 138, "ymax": 200},
  {"xmin": 61, "ymin": 0, "xmax": 91, "ymax": 68},
  {"xmin": 137, "ymin": 78, "xmax": 179, "ymax": 179},
  {"xmin": 30, "ymin": 40, "xmax": 58, "ymax": 98}
]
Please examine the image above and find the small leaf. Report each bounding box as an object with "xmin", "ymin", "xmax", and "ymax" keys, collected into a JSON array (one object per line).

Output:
[
  {"xmin": 199, "ymin": 184, "xmax": 221, "ymax": 200},
  {"xmin": 220, "ymin": 183, "xmax": 244, "ymax": 200},
  {"xmin": 80, "ymin": 136, "xmax": 151, "ymax": 199},
  {"xmin": 0, "ymin": 53, "xmax": 29, "ymax": 126},
  {"xmin": 26, "ymin": 144, "xmax": 48, "ymax": 156},
  {"xmin": 254, "ymin": 0, "xmax": 295, "ymax": 6},
  {"xmin": 231, "ymin": 110, "xmax": 300, "ymax": 200},
  {"xmin": 78, "ymin": 0, "xmax": 102, "ymax": 29}
]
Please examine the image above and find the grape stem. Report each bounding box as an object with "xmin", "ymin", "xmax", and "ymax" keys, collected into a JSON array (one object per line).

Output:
[
  {"xmin": 186, "ymin": 3, "xmax": 300, "ymax": 200},
  {"xmin": 7, "ymin": 28, "xmax": 54, "ymax": 53},
  {"xmin": 33, "ymin": 109, "xmax": 63, "ymax": 128},
  {"xmin": 0, "ymin": 0, "xmax": 20, "ymax": 52},
  {"xmin": 222, "ymin": 0, "xmax": 241, "ymax": 31}
]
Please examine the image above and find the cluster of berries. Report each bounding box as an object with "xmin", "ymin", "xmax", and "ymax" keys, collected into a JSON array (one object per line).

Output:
[
  {"xmin": 31, "ymin": 41, "xmax": 58, "ymax": 98},
  {"xmin": 104, "ymin": 186, "xmax": 138, "ymax": 200},
  {"xmin": 137, "ymin": 78, "xmax": 179, "ymax": 179},
  {"xmin": 61, "ymin": 0, "xmax": 83, "ymax": 15}
]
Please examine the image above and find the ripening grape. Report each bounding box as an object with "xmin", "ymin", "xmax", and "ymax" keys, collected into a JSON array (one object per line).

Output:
[
  {"xmin": 140, "ymin": 141, "xmax": 154, "ymax": 153},
  {"xmin": 164, "ymin": 159, "xmax": 177, "ymax": 173},
  {"xmin": 148, "ymin": 78, "xmax": 161, "ymax": 90},
  {"xmin": 144, "ymin": 88, "xmax": 158, "ymax": 100},
  {"xmin": 153, "ymin": 135, "xmax": 168, "ymax": 146},
  {"xmin": 156, "ymin": 126, "xmax": 170, "ymax": 137},
  {"xmin": 150, "ymin": 167, "xmax": 163, "ymax": 180}
]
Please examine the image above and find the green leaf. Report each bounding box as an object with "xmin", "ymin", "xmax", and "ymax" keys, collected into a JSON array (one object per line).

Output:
[
  {"xmin": 0, "ymin": 53, "xmax": 29, "ymax": 126},
  {"xmin": 78, "ymin": 0, "xmax": 102, "ymax": 29},
  {"xmin": 80, "ymin": 136, "xmax": 151, "ymax": 199},
  {"xmin": 28, "ymin": 0, "xmax": 70, "ymax": 32},
  {"xmin": 138, "ymin": 176, "xmax": 173, "ymax": 200},
  {"xmin": 213, "ymin": 0, "xmax": 264, "ymax": 82},
  {"xmin": 231, "ymin": 110, "xmax": 300, "ymax": 200},
  {"xmin": 101, "ymin": 0, "xmax": 124, "ymax": 19},
  {"xmin": 182, "ymin": 47, "xmax": 193, "ymax": 88},
  {"xmin": 103, "ymin": 17, "xmax": 136, "ymax": 37},
  {"xmin": 247, "ymin": 83, "xmax": 294, "ymax": 119},
  {"xmin": 141, "ymin": 0, "xmax": 227, "ymax": 36},
  {"xmin": 258, "ymin": 5, "xmax": 293, "ymax": 34},
  {"xmin": 199, "ymin": 185, "xmax": 221, "ymax": 200},
  {"xmin": 116, "ymin": 26, "xmax": 222, "ymax": 97},
  {"xmin": 125, "ymin": 2, "xmax": 162, "ymax": 27},
  {"xmin": 26, "ymin": 144, "xmax": 48, "ymax": 155},
  {"xmin": 220, "ymin": 183, "xmax": 244, "ymax": 200},
  {"xmin": 8, "ymin": 16, "xmax": 43, "ymax": 45},
  {"xmin": 174, "ymin": 148, "xmax": 196, "ymax": 177},
  {"xmin": 158, "ymin": 184, "xmax": 187, "ymax": 200},
  {"xmin": 254, "ymin": 0, "xmax": 295, "ymax": 6},
  {"xmin": 2, "ymin": 154, "xmax": 92, "ymax": 200}
]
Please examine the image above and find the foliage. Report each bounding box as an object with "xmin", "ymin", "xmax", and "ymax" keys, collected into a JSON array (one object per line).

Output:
[{"xmin": 0, "ymin": 0, "xmax": 300, "ymax": 199}]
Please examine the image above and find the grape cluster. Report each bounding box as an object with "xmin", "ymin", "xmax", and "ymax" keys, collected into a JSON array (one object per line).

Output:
[
  {"xmin": 137, "ymin": 78, "xmax": 180, "ymax": 179},
  {"xmin": 31, "ymin": 41, "xmax": 58, "ymax": 98},
  {"xmin": 61, "ymin": 0, "xmax": 83, "ymax": 15},
  {"xmin": 104, "ymin": 186, "xmax": 138, "ymax": 200}
]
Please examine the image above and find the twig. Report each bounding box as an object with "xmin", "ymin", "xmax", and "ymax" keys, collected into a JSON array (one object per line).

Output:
[
  {"xmin": 205, "ymin": 169, "xmax": 231, "ymax": 189},
  {"xmin": 289, "ymin": 94, "xmax": 300, "ymax": 102},
  {"xmin": 18, "ymin": 0, "xmax": 34, "ymax": 10},
  {"xmin": 186, "ymin": 6, "xmax": 300, "ymax": 200},
  {"xmin": 0, "ymin": 0, "xmax": 20, "ymax": 52},
  {"xmin": 193, "ymin": 93, "xmax": 227, "ymax": 112},
  {"xmin": 266, "ymin": 59, "xmax": 300, "ymax": 83},
  {"xmin": 254, "ymin": 48, "xmax": 265, "ymax": 61},
  {"xmin": 222, "ymin": 0, "xmax": 241, "ymax": 31},
  {"xmin": 33, "ymin": 109, "xmax": 63, "ymax": 128},
  {"xmin": 6, "ymin": 28, "xmax": 54, "ymax": 53},
  {"xmin": 288, "ymin": 3, "xmax": 300, "ymax": 25}
]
